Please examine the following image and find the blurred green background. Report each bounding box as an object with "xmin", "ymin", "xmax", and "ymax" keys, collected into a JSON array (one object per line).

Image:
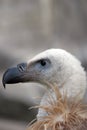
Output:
[{"xmin": 0, "ymin": 0, "xmax": 87, "ymax": 129}]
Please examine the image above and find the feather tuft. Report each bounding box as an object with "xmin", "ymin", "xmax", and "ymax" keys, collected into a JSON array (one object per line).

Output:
[{"xmin": 28, "ymin": 84, "xmax": 87, "ymax": 130}]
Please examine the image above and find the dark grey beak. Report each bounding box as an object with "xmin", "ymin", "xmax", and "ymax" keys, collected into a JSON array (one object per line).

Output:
[{"xmin": 2, "ymin": 63, "xmax": 27, "ymax": 88}]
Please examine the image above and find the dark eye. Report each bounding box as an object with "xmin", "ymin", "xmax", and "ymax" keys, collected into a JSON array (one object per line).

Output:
[{"xmin": 40, "ymin": 60, "xmax": 47, "ymax": 66}]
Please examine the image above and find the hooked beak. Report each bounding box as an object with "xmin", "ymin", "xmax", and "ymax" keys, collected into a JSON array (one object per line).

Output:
[{"xmin": 2, "ymin": 63, "xmax": 28, "ymax": 88}]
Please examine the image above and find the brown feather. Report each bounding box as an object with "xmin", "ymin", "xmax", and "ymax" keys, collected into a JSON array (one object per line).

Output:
[{"xmin": 27, "ymin": 84, "xmax": 87, "ymax": 130}]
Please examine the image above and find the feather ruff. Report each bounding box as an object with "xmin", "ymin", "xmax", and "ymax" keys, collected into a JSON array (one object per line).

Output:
[{"xmin": 28, "ymin": 84, "xmax": 87, "ymax": 130}]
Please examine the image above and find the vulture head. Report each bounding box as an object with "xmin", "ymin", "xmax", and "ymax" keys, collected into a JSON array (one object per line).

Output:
[
  {"xmin": 3, "ymin": 49, "xmax": 86, "ymax": 99},
  {"xmin": 2, "ymin": 49, "xmax": 87, "ymax": 129}
]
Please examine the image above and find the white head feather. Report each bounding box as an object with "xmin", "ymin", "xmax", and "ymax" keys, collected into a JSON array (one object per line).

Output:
[
  {"xmin": 28, "ymin": 49, "xmax": 87, "ymax": 118},
  {"xmin": 29, "ymin": 49, "xmax": 86, "ymax": 98}
]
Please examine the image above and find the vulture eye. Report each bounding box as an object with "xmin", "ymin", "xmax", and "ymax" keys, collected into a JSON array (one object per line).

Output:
[
  {"xmin": 40, "ymin": 60, "xmax": 46, "ymax": 66},
  {"xmin": 37, "ymin": 58, "xmax": 51, "ymax": 68}
]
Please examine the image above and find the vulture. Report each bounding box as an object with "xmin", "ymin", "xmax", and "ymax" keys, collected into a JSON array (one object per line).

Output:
[{"xmin": 2, "ymin": 49, "xmax": 87, "ymax": 130}]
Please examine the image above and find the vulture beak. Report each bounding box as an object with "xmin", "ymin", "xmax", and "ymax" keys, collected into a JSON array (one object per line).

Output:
[{"xmin": 2, "ymin": 63, "xmax": 28, "ymax": 88}]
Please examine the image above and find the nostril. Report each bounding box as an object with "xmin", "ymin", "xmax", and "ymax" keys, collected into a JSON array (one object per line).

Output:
[
  {"xmin": 17, "ymin": 63, "xmax": 27, "ymax": 72},
  {"xmin": 18, "ymin": 65, "xmax": 24, "ymax": 72}
]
